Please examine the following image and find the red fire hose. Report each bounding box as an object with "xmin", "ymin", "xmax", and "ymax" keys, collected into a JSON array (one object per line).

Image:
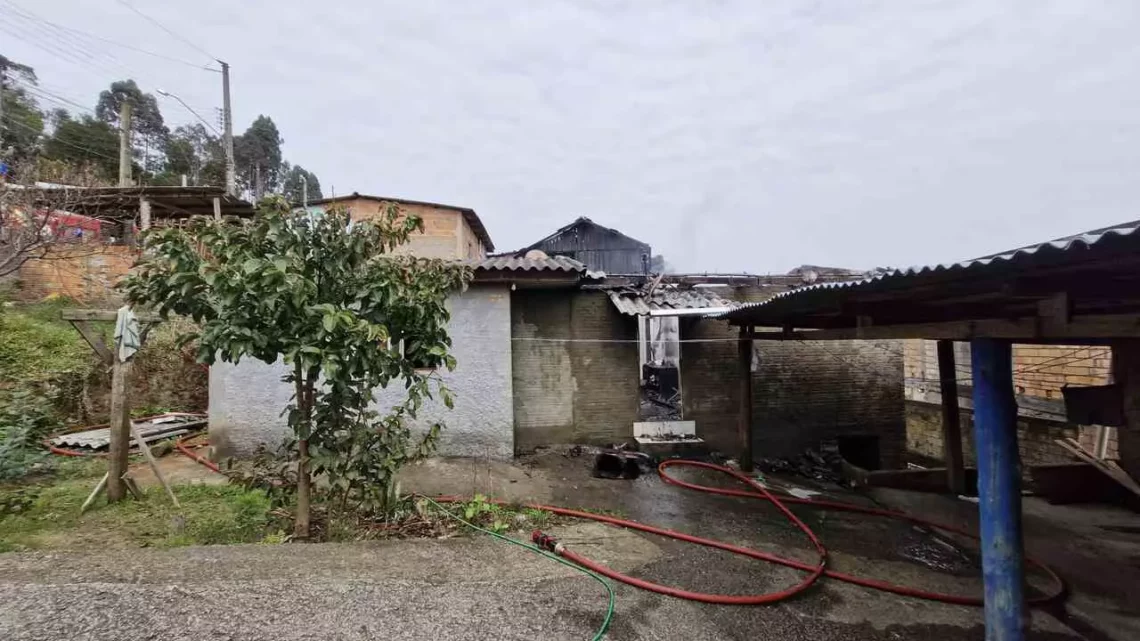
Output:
[{"xmin": 173, "ymin": 442, "xmax": 1064, "ymax": 607}]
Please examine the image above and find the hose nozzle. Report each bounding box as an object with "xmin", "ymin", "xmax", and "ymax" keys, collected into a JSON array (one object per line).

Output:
[{"xmin": 531, "ymin": 530, "xmax": 564, "ymax": 554}]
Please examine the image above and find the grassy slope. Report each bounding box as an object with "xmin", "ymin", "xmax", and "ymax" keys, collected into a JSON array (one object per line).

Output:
[{"xmin": 0, "ymin": 460, "xmax": 280, "ymax": 552}]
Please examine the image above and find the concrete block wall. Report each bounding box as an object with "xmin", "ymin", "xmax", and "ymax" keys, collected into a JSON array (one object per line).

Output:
[
  {"xmin": 511, "ymin": 290, "xmax": 639, "ymax": 450},
  {"xmin": 752, "ymin": 339, "xmax": 906, "ymax": 468},
  {"xmin": 904, "ymin": 339, "xmax": 1117, "ymax": 466},
  {"xmin": 210, "ymin": 284, "xmax": 515, "ymax": 459},
  {"xmin": 679, "ymin": 318, "xmax": 743, "ymax": 454}
]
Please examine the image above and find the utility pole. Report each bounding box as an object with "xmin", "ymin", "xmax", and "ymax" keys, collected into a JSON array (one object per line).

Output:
[
  {"xmin": 220, "ymin": 60, "xmax": 236, "ymax": 197},
  {"xmin": 0, "ymin": 72, "xmax": 6, "ymax": 152},
  {"xmin": 300, "ymin": 174, "xmax": 308, "ymax": 207},
  {"xmin": 118, "ymin": 102, "xmax": 132, "ymax": 187}
]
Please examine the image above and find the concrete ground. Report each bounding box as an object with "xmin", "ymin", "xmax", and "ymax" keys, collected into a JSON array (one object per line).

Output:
[{"xmin": 1, "ymin": 450, "xmax": 1128, "ymax": 640}]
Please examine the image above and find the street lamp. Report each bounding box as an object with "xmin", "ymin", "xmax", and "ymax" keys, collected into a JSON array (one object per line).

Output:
[{"xmin": 155, "ymin": 88, "xmax": 220, "ymax": 135}]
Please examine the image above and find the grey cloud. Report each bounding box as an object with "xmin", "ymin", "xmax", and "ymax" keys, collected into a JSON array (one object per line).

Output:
[{"xmin": 9, "ymin": 0, "xmax": 1140, "ymax": 272}]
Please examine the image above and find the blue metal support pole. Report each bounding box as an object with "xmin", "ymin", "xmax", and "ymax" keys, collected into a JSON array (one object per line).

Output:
[{"xmin": 970, "ymin": 338, "xmax": 1025, "ymax": 641}]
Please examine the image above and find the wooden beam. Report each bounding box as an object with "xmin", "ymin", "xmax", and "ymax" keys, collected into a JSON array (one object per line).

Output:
[
  {"xmin": 937, "ymin": 340, "xmax": 966, "ymax": 495},
  {"xmin": 147, "ymin": 199, "xmax": 198, "ymax": 218},
  {"xmin": 61, "ymin": 309, "xmax": 161, "ymax": 322},
  {"xmin": 213, "ymin": 196, "xmax": 222, "ymax": 221},
  {"xmin": 744, "ymin": 313, "xmax": 1140, "ymax": 342},
  {"xmin": 69, "ymin": 320, "xmax": 113, "ymax": 364},
  {"xmin": 1055, "ymin": 438, "xmax": 1140, "ymax": 498},
  {"xmin": 737, "ymin": 328, "xmax": 754, "ymax": 473}
]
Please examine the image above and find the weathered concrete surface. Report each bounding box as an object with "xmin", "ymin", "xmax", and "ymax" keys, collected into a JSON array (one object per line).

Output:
[
  {"xmin": 872, "ymin": 486, "xmax": 1140, "ymax": 641},
  {"xmin": 0, "ymin": 454, "xmax": 1094, "ymax": 640},
  {"xmin": 208, "ymin": 284, "xmax": 515, "ymax": 460}
]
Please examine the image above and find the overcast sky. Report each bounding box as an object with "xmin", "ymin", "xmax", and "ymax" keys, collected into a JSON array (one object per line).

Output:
[{"xmin": 5, "ymin": 1, "xmax": 1140, "ymax": 272}]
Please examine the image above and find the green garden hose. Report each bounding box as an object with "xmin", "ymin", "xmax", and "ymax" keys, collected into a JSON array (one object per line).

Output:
[{"xmin": 419, "ymin": 496, "xmax": 615, "ymax": 641}]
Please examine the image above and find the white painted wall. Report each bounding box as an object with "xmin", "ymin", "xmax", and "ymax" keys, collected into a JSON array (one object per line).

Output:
[{"xmin": 208, "ymin": 284, "xmax": 514, "ymax": 459}]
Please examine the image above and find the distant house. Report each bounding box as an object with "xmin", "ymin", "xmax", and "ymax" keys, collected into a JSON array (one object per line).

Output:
[
  {"xmin": 508, "ymin": 217, "xmax": 650, "ymax": 275},
  {"xmin": 307, "ymin": 193, "xmax": 494, "ymax": 259}
]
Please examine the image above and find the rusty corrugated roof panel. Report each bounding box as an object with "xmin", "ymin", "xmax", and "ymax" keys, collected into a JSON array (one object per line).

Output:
[
  {"xmin": 474, "ymin": 255, "xmax": 587, "ymax": 273},
  {"xmin": 606, "ymin": 284, "xmax": 736, "ymax": 316}
]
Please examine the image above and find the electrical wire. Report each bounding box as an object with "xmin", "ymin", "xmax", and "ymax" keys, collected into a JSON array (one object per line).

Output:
[
  {"xmin": 0, "ymin": 9, "xmax": 134, "ymax": 80},
  {"xmin": 1, "ymin": 0, "xmax": 219, "ymax": 72},
  {"xmin": 419, "ymin": 496, "xmax": 615, "ymax": 641},
  {"xmin": 2, "ymin": 114, "xmax": 120, "ymax": 162},
  {"xmin": 114, "ymin": 0, "xmax": 217, "ymax": 63}
]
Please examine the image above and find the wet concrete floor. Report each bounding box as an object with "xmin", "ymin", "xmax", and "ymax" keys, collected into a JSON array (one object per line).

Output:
[{"xmin": 399, "ymin": 450, "xmax": 1082, "ymax": 640}]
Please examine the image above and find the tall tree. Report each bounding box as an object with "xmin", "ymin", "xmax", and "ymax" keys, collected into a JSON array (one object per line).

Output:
[
  {"xmin": 152, "ymin": 123, "xmax": 225, "ymax": 186},
  {"xmin": 0, "ymin": 55, "xmax": 44, "ymax": 170},
  {"xmin": 95, "ymin": 79, "xmax": 167, "ymax": 173},
  {"xmin": 234, "ymin": 115, "xmax": 282, "ymax": 198},
  {"xmin": 122, "ymin": 197, "xmax": 470, "ymax": 536},
  {"xmin": 41, "ymin": 115, "xmax": 120, "ymax": 179},
  {"xmin": 280, "ymin": 162, "xmax": 323, "ymax": 203}
]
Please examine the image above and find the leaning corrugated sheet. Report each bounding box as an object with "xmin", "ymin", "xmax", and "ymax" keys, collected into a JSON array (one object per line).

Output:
[
  {"xmin": 719, "ymin": 219, "xmax": 1140, "ymax": 321},
  {"xmin": 606, "ymin": 285, "xmax": 736, "ymax": 316}
]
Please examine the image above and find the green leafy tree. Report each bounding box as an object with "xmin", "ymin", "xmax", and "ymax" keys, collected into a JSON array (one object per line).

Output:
[
  {"xmin": 41, "ymin": 115, "xmax": 120, "ymax": 179},
  {"xmin": 280, "ymin": 162, "xmax": 323, "ymax": 203},
  {"xmin": 153, "ymin": 123, "xmax": 225, "ymax": 186},
  {"xmin": 234, "ymin": 115, "xmax": 283, "ymax": 198},
  {"xmin": 121, "ymin": 197, "xmax": 470, "ymax": 537},
  {"xmin": 95, "ymin": 79, "xmax": 168, "ymax": 174},
  {"xmin": 0, "ymin": 55, "xmax": 44, "ymax": 168}
]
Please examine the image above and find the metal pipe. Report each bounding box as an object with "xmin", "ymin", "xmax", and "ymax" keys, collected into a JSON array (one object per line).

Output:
[{"xmin": 970, "ymin": 338, "xmax": 1025, "ymax": 641}]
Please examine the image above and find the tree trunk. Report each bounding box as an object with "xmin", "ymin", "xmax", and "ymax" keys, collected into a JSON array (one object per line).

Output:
[
  {"xmin": 293, "ymin": 370, "xmax": 314, "ymax": 540},
  {"xmin": 295, "ymin": 437, "xmax": 311, "ymax": 539}
]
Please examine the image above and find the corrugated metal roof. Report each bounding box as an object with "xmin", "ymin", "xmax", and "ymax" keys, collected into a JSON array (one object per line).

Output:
[
  {"xmin": 607, "ymin": 284, "xmax": 736, "ymax": 316},
  {"xmin": 719, "ymin": 218, "xmax": 1140, "ymax": 321},
  {"xmin": 51, "ymin": 414, "xmax": 207, "ymax": 450},
  {"xmin": 474, "ymin": 255, "xmax": 587, "ymax": 273}
]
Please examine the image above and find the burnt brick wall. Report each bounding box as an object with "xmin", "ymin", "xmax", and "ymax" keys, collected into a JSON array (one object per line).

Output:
[
  {"xmin": 511, "ymin": 290, "xmax": 638, "ymax": 451},
  {"xmin": 680, "ymin": 319, "xmax": 742, "ymax": 454},
  {"xmin": 752, "ymin": 339, "xmax": 906, "ymax": 468}
]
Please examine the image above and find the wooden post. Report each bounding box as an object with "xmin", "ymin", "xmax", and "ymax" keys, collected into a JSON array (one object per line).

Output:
[
  {"xmin": 738, "ymin": 327, "xmax": 754, "ymax": 473},
  {"xmin": 139, "ymin": 197, "xmax": 151, "ymax": 231},
  {"xmin": 106, "ymin": 353, "xmax": 133, "ymax": 502},
  {"xmin": 212, "ymin": 196, "xmax": 222, "ymax": 222},
  {"xmin": 937, "ymin": 340, "xmax": 966, "ymax": 494},
  {"xmin": 1112, "ymin": 339, "xmax": 1140, "ymax": 482}
]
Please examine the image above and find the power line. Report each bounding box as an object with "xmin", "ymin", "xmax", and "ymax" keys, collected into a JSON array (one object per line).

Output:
[
  {"xmin": 2, "ymin": 0, "xmax": 219, "ymax": 72},
  {"xmin": 0, "ymin": 8, "xmax": 133, "ymax": 80},
  {"xmin": 2, "ymin": 114, "xmax": 120, "ymax": 162},
  {"xmin": 114, "ymin": 0, "xmax": 217, "ymax": 63},
  {"xmin": 17, "ymin": 82, "xmax": 94, "ymax": 115}
]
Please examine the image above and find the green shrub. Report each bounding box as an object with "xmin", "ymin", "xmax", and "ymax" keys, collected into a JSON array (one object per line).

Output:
[{"xmin": 0, "ymin": 388, "xmax": 61, "ymax": 480}]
